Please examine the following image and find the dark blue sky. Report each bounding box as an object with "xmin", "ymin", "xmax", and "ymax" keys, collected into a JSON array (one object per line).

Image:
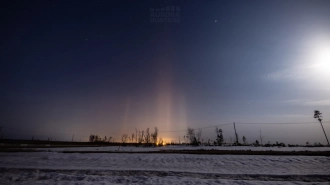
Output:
[{"xmin": 1, "ymin": 0, "xmax": 330, "ymax": 144}]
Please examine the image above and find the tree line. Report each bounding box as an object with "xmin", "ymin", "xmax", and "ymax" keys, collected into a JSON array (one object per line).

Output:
[
  {"xmin": 89, "ymin": 127, "xmax": 162, "ymax": 146},
  {"xmin": 88, "ymin": 111, "xmax": 329, "ymax": 147},
  {"xmin": 184, "ymin": 127, "xmax": 287, "ymax": 147}
]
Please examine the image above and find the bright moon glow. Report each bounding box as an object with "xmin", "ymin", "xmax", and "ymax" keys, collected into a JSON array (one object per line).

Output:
[
  {"xmin": 307, "ymin": 45, "xmax": 330, "ymax": 81},
  {"xmin": 313, "ymin": 48, "xmax": 330, "ymax": 69}
]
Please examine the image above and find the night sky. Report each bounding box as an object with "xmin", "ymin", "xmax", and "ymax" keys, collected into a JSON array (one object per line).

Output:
[{"xmin": 1, "ymin": 0, "xmax": 330, "ymax": 144}]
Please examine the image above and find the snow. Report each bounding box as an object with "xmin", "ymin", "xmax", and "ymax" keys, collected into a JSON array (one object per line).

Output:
[
  {"xmin": 1, "ymin": 152, "xmax": 329, "ymax": 174},
  {"xmin": 1, "ymin": 169, "xmax": 329, "ymax": 185},
  {"xmin": 0, "ymin": 151, "xmax": 329, "ymax": 184},
  {"xmin": 42, "ymin": 145, "xmax": 330, "ymax": 152}
]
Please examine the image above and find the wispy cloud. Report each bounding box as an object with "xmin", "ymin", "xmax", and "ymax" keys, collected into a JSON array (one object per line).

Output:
[
  {"xmin": 304, "ymin": 99, "xmax": 330, "ymax": 106},
  {"xmin": 265, "ymin": 63, "xmax": 330, "ymax": 92},
  {"xmin": 283, "ymin": 98, "xmax": 330, "ymax": 106},
  {"xmin": 266, "ymin": 65, "xmax": 314, "ymax": 81}
]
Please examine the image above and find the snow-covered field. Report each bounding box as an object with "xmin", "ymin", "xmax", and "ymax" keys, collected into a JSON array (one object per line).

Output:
[
  {"xmin": 42, "ymin": 145, "xmax": 330, "ymax": 152},
  {"xmin": 1, "ymin": 150, "xmax": 330, "ymax": 184}
]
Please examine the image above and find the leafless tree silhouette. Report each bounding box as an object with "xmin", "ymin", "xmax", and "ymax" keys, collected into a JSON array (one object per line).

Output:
[{"xmin": 314, "ymin": 110, "xmax": 329, "ymax": 145}]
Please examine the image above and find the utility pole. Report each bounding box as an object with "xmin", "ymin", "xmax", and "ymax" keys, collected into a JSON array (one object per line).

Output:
[
  {"xmin": 233, "ymin": 122, "xmax": 238, "ymax": 145},
  {"xmin": 259, "ymin": 130, "xmax": 263, "ymax": 145},
  {"xmin": 314, "ymin": 110, "xmax": 329, "ymax": 145},
  {"xmin": 72, "ymin": 134, "xmax": 74, "ymax": 142}
]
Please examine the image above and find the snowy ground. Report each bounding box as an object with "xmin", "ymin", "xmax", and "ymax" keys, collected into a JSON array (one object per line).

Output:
[
  {"xmin": 1, "ymin": 151, "xmax": 329, "ymax": 184},
  {"xmin": 42, "ymin": 145, "xmax": 330, "ymax": 152}
]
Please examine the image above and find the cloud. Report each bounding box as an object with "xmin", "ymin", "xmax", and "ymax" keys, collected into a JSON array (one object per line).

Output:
[
  {"xmin": 266, "ymin": 64, "xmax": 314, "ymax": 81},
  {"xmin": 283, "ymin": 98, "xmax": 330, "ymax": 106},
  {"xmin": 265, "ymin": 63, "xmax": 330, "ymax": 92},
  {"xmin": 304, "ymin": 99, "xmax": 330, "ymax": 106},
  {"xmin": 265, "ymin": 44, "xmax": 330, "ymax": 83},
  {"xmin": 266, "ymin": 69, "xmax": 293, "ymax": 81}
]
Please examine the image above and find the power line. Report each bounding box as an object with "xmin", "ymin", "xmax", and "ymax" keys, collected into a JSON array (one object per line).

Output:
[
  {"xmin": 235, "ymin": 121, "xmax": 330, "ymax": 125},
  {"xmin": 162, "ymin": 123, "xmax": 232, "ymax": 133},
  {"xmin": 160, "ymin": 121, "xmax": 330, "ymax": 133},
  {"xmin": 2, "ymin": 121, "xmax": 329, "ymax": 139},
  {"xmin": 196, "ymin": 123, "xmax": 233, "ymax": 130}
]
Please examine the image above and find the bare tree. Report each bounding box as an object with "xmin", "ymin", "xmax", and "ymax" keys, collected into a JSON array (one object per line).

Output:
[
  {"xmin": 89, "ymin": 135, "xmax": 95, "ymax": 142},
  {"xmin": 89, "ymin": 134, "xmax": 101, "ymax": 142},
  {"xmin": 236, "ymin": 133, "xmax": 240, "ymax": 145},
  {"xmin": 141, "ymin": 131, "xmax": 144, "ymax": 143},
  {"xmin": 121, "ymin": 134, "xmax": 128, "ymax": 143},
  {"xmin": 259, "ymin": 130, "xmax": 264, "ymax": 145},
  {"xmin": 187, "ymin": 127, "xmax": 198, "ymax": 145},
  {"xmin": 187, "ymin": 128, "xmax": 194, "ymax": 143},
  {"xmin": 144, "ymin": 128, "xmax": 151, "ymax": 145},
  {"xmin": 151, "ymin": 127, "xmax": 158, "ymax": 145},
  {"xmin": 135, "ymin": 128, "xmax": 138, "ymax": 143},
  {"xmin": 242, "ymin": 136, "xmax": 247, "ymax": 145},
  {"xmin": 215, "ymin": 127, "xmax": 224, "ymax": 146},
  {"xmin": 137, "ymin": 130, "xmax": 143, "ymax": 144},
  {"xmin": 196, "ymin": 129, "xmax": 202, "ymax": 144},
  {"xmin": 158, "ymin": 137, "xmax": 163, "ymax": 145},
  {"xmin": 314, "ymin": 110, "xmax": 329, "ymax": 145},
  {"xmin": 131, "ymin": 133, "xmax": 134, "ymax": 143}
]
